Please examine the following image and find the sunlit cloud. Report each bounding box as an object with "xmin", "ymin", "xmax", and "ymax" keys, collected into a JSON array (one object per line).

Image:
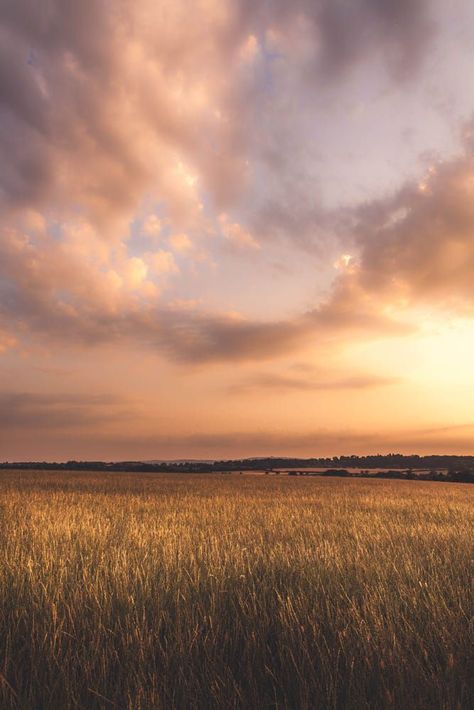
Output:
[
  {"xmin": 218, "ymin": 214, "xmax": 260, "ymax": 251},
  {"xmin": 169, "ymin": 233, "xmax": 193, "ymax": 253}
]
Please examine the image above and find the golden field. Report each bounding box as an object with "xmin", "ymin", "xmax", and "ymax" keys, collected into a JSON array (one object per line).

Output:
[{"xmin": 0, "ymin": 470, "xmax": 472, "ymax": 709}]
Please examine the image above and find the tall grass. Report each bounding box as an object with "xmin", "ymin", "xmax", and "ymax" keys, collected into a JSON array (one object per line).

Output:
[{"xmin": 0, "ymin": 470, "xmax": 472, "ymax": 709}]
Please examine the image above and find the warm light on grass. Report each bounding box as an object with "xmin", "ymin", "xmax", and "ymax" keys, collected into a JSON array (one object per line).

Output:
[{"xmin": 0, "ymin": 471, "xmax": 472, "ymax": 708}]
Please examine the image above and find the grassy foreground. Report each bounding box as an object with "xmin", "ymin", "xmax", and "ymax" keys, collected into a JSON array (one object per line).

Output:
[{"xmin": 0, "ymin": 471, "xmax": 472, "ymax": 709}]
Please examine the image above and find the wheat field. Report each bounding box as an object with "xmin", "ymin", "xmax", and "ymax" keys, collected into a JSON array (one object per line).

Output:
[{"xmin": 0, "ymin": 470, "xmax": 472, "ymax": 709}]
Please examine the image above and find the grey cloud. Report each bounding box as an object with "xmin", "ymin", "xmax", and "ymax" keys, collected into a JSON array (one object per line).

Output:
[
  {"xmin": 0, "ymin": 0, "xmax": 436, "ymax": 218},
  {"xmin": 346, "ymin": 128, "xmax": 474, "ymax": 311},
  {"xmin": 0, "ymin": 29, "xmax": 48, "ymax": 136},
  {"xmin": 0, "ymin": 392, "xmax": 128, "ymax": 430},
  {"xmin": 228, "ymin": 371, "xmax": 401, "ymax": 394},
  {"xmin": 236, "ymin": 0, "xmax": 433, "ymax": 80},
  {"xmin": 315, "ymin": 0, "xmax": 433, "ymax": 81},
  {"xmin": 153, "ymin": 311, "xmax": 307, "ymax": 363}
]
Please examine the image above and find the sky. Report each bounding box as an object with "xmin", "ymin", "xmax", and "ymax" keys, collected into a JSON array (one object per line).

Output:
[{"xmin": 1, "ymin": 0, "xmax": 474, "ymax": 461}]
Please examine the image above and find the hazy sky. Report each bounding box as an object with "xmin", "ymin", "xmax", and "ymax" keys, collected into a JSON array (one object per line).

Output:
[{"xmin": 1, "ymin": 0, "xmax": 474, "ymax": 460}]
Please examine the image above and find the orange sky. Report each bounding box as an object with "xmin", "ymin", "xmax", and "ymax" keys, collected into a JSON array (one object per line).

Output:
[{"xmin": 1, "ymin": 0, "xmax": 474, "ymax": 460}]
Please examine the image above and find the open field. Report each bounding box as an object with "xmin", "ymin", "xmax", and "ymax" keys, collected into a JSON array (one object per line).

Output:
[{"xmin": 0, "ymin": 470, "xmax": 472, "ymax": 709}]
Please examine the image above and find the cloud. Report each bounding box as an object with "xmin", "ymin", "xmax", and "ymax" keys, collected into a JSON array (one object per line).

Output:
[
  {"xmin": 143, "ymin": 215, "xmax": 163, "ymax": 239},
  {"xmin": 218, "ymin": 213, "xmax": 260, "ymax": 251},
  {"xmin": 147, "ymin": 250, "xmax": 179, "ymax": 276},
  {"xmin": 0, "ymin": 216, "xmax": 414, "ymax": 362},
  {"xmin": 229, "ymin": 371, "xmax": 401, "ymax": 394},
  {"xmin": 342, "ymin": 127, "xmax": 474, "ymax": 314},
  {"xmin": 0, "ymin": 224, "xmax": 162, "ymax": 337},
  {"xmin": 153, "ymin": 309, "xmax": 307, "ymax": 363},
  {"xmin": 169, "ymin": 233, "xmax": 193, "ymax": 254},
  {"xmin": 0, "ymin": 0, "xmax": 435, "ymax": 225},
  {"xmin": 0, "ymin": 0, "xmax": 457, "ymax": 368},
  {"xmin": 158, "ymin": 123, "xmax": 474, "ymax": 365},
  {"xmin": 235, "ymin": 0, "xmax": 434, "ymax": 87},
  {"xmin": 0, "ymin": 392, "xmax": 129, "ymax": 430}
]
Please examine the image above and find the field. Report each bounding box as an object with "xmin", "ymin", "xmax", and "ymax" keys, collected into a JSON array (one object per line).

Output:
[{"xmin": 0, "ymin": 471, "xmax": 472, "ymax": 709}]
